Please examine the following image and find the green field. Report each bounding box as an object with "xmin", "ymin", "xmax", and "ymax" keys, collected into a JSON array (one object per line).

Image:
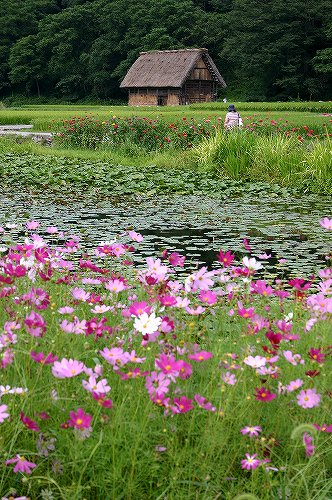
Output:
[{"xmin": 1, "ymin": 102, "xmax": 332, "ymax": 131}]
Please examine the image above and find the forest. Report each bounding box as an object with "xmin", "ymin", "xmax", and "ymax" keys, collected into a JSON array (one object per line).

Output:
[{"xmin": 0, "ymin": 0, "xmax": 331, "ymax": 102}]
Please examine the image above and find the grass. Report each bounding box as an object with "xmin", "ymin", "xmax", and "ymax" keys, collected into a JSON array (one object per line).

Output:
[
  {"xmin": 0, "ymin": 102, "xmax": 331, "ymax": 196},
  {"xmin": 0, "ymin": 221, "xmax": 331, "ymax": 499},
  {"xmin": 0, "ymin": 102, "xmax": 331, "ymax": 131}
]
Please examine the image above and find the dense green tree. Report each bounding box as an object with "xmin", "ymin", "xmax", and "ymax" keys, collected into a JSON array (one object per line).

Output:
[{"xmin": 0, "ymin": 0, "xmax": 331, "ymax": 101}]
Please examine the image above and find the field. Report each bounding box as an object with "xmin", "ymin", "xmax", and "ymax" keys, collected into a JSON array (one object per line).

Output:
[
  {"xmin": 0, "ymin": 102, "xmax": 331, "ymax": 499},
  {"xmin": 1, "ymin": 101, "xmax": 332, "ymax": 195},
  {"xmin": 0, "ymin": 219, "xmax": 331, "ymax": 499}
]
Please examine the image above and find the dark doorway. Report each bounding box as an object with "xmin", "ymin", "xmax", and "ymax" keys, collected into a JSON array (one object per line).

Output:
[{"xmin": 157, "ymin": 96, "xmax": 167, "ymax": 106}]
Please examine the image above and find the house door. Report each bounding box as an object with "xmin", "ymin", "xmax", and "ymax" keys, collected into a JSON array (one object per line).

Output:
[{"xmin": 157, "ymin": 96, "xmax": 167, "ymax": 106}]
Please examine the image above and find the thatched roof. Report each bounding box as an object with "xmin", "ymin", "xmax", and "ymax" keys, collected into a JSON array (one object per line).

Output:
[{"xmin": 120, "ymin": 48, "xmax": 226, "ymax": 88}]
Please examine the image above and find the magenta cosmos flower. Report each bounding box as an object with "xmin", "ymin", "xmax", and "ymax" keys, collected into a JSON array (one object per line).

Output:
[
  {"xmin": 30, "ymin": 351, "xmax": 58, "ymax": 364},
  {"xmin": 297, "ymin": 388, "xmax": 321, "ymax": 408},
  {"xmin": 20, "ymin": 412, "xmax": 40, "ymax": 432},
  {"xmin": 6, "ymin": 455, "xmax": 37, "ymax": 474},
  {"xmin": 240, "ymin": 425, "xmax": 262, "ymax": 437},
  {"xmin": 254, "ymin": 387, "xmax": 277, "ymax": 402},
  {"xmin": 67, "ymin": 408, "xmax": 92, "ymax": 429},
  {"xmin": 241, "ymin": 453, "xmax": 261, "ymax": 470}
]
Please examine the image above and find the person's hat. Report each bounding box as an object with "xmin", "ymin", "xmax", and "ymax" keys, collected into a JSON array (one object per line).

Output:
[{"xmin": 228, "ymin": 104, "xmax": 236, "ymax": 111}]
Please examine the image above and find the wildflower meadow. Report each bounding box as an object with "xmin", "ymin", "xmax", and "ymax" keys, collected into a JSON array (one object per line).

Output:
[{"xmin": 0, "ymin": 216, "xmax": 331, "ymax": 499}]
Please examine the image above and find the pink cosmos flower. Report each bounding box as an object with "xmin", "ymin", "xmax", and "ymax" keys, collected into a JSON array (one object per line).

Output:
[
  {"xmin": 240, "ymin": 426, "xmax": 262, "ymax": 437},
  {"xmin": 105, "ymin": 279, "xmax": 127, "ymax": 293},
  {"xmin": 168, "ymin": 252, "xmax": 185, "ymax": 267},
  {"xmin": 46, "ymin": 226, "xmax": 58, "ymax": 234},
  {"xmin": 285, "ymin": 379, "xmax": 304, "ymax": 392},
  {"xmin": 185, "ymin": 305, "xmax": 206, "ymax": 315},
  {"xmin": 221, "ymin": 371, "xmax": 237, "ymax": 385},
  {"xmin": 177, "ymin": 360, "xmax": 193, "ymax": 379},
  {"xmin": 118, "ymin": 368, "xmax": 148, "ymax": 380},
  {"xmin": 258, "ymin": 253, "xmax": 271, "ymax": 260},
  {"xmin": 145, "ymin": 371, "xmax": 171, "ymax": 397},
  {"xmin": 82, "ymin": 376, "xmax": 111, "ymax": 395},
  {"xmin": 1, "ymin": 348, "xmax": 14, "ymax": 368},
  {"xmin": 91, "ymin": 304, "xmax": 111, "ymax": 314},
  {"xmin": 198, "ymin": 290, "xmax": 217, "ymax": 305},
  {"xmin": 319, "ymin": 217, "xmax": 332, "ymax": 230},
  {"xmin": 313, "ymin": 423, "xmax": 332, "ymax": 433},
  {"xmin": 24, "ymin": 311, "xmax": 46, "ymax": 337},
  {"xmin": 186, "ymin": 267, "xmax": 216, "ymax": 292},
  {"xmin": 175, "ymin": 296, "xmax": 190, "ymax": 308},
  {"xmin": 127, "ymin": 350, "xmax": 146, "ymax": 364},
  {"xmin": 60, "ymin": 317, "xmax": 87, "ymax": 335},
  {"xmin": 26, "ymin": 220, "xmax": 40, "ymax": 230},
  {"xmin": 241, "ymin": 453, "xmax": 261, "ymax": 470},
  {"xmin": 52, "ymin": 358, "xmax": 85, "ymax": 378},
  {"xmin": 251, "ymin": 280, "xmax": 274, "ymax": 296},
  {"xmin": 238, "ymin": 305, "xmax": 255, "ymax": 318},
  {"xmin": 128, "ymin": 230, "xmax": 144, "ymax": 242},
  {"xmin": 254, "ymin": 387, "xmax": 277, "ymax": 402},
  {"xmin": 6, "ymin": 455, "xmax": 37, "ymax": 474},
  {"xmin": 67, "ymin": 408, "xmax": 92, "ymax": 429},
  {"xmin": 303, "ymin": 432, "xmax": 315, "ymax": 456},
  {"xmin": 0, "ymin": 404, "xmax": 9, "ymax": 423},
  {"xmin": 20, "ymin": 412, "xmax": 40, "ymax": 432},
  {"xmin": 58, "ymin": 306, "xmax": 74, "ymax": 314},
  {"xmin": 194, "ymin": 394, "xmax": 216, "ymax": 412},
  {"xmin": 146, "ymin": 257, "xmax": 168, "ymax": 281},
  {"xmin": 243, "ymin": 355, "xmax": 267, "ymax": 368},
  {"xmin": 160, "ymin": 316, "xmax": 175, "ymax": 333},
  {"xmin": 99, "ymin": 347, "xmax": 130, "ymax": 368},
  {"xmin": 30, "ymin": 351, "xmax": 58, "ymax": 364},
  {"xmin": 155, "ymin": 354, "xmax": 181, "ymax": 381},
  {"xmin": 243, "ymin": 238, "xmax": 252, "ymax": 251},
  {"xmin": 188, "ymin": 351, "xmax": 213, "ymax": 362},
  {"xmin": 71, "ymin": 287, "xmax": 91, "ymax": 302},
  {"xmin": 283, "ymin": 350, "xmax": 304, "ymax": 366},
  {"xmin": 128, "ymin": 301, "xmax": 151, "ymax": 317},
  {"xmin": 159, "ymin": 294, "xmax": 177, "ymax": 307},
  {"xmin": 297, "ymin": 388, "xmax": 321, "ymax": 408}
]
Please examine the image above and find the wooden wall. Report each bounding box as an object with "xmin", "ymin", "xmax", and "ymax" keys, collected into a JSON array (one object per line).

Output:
[{"xmin": 128, "ymin": 89, "xmax": 180, "ymax": 106}]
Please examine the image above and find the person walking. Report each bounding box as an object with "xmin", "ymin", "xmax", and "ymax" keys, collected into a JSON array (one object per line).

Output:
[{"xmin": 224, "ymin": 104, "xmax": 242, "ymax": 130}]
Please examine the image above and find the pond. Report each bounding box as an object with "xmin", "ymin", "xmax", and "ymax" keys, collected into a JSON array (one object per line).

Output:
[{"xmin": 0, "ymin": 191, "xmax": 331, "ymax": 278}]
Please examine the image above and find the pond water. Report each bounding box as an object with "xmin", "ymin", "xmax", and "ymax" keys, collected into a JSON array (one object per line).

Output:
[{"xmin": 0, "ymin": 191, "xmax": 331, "ymax": 278}]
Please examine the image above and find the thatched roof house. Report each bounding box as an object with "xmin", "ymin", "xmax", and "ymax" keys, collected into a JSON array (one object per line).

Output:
[{"xmin": 120, "ymin": 48, "xmax": 226, "ymax": 106}]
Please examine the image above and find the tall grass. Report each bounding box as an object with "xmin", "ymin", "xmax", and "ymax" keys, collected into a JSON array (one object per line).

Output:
[{"xmin": 192, "ymin": 130, "xmax": 332, "ymax": 194}]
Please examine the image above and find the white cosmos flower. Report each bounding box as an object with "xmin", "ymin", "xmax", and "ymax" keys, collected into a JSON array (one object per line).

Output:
[
  {"xmin": 134, "ymin": 312, "xmax": 162, "ymax": 335},
  {"xmin": 242, "ymin": 256, "xmax": 263, "ymax": 271}
]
